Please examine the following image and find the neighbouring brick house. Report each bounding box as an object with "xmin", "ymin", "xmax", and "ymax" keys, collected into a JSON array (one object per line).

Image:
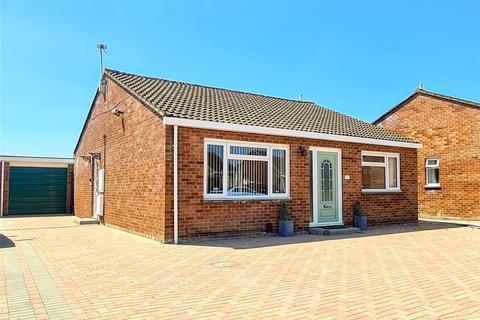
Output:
[
  {"xmin": 375, "ymin": 89, "xmax": 480, "ymax": 220},
  {"xmin": 74, "ymin": 69, "xmax": 421, "ymax": 243}
]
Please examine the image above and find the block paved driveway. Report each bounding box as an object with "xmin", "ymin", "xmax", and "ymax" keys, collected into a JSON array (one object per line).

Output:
[{"xmin": 1, "ymin": 216, "xmax": 480, "ymax": 320}]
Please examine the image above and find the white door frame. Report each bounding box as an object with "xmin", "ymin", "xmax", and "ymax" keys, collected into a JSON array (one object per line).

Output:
[
  {"xmin": 92, "ymin": 158, "xmax": 99, "ymax": 219},
  {"xmin": 310, "ymin": 147, "xmax": 343, "ymax": 227}
]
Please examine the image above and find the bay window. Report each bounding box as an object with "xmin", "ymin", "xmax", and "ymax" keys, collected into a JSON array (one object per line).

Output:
[
  {"xmin": 204, "ymin": 140, "xmax": 289, "ymax": 199},
  {"xmin": 361, "ymin": 151, "xmax": 400, "ymax": 192}
]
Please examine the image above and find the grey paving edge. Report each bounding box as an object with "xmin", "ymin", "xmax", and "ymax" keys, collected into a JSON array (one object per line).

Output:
[
  {"xmin": 1, "ymin": 239, "xmax": 36, "ymax": 320},
  {"xmin": 21, "ymin": 242, "xmax": 76, "ymax": 320}
]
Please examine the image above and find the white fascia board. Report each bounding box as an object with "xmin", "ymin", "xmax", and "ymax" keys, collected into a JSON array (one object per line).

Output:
[
  {"xmin": 163, "ymin": 117, "xmax": 423, "ymax": 149},
  {"xmin": 0, "ymin": 156, "xmax": 74, "ymax": 165}
]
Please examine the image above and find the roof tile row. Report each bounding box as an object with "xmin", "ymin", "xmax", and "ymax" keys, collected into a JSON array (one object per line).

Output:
[{"xmin": 105, "ymin": 69, "xmax": 418, "ymax": 144}]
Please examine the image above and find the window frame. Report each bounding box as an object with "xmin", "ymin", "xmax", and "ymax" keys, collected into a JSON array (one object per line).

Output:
[
  {"xmin": 204, "ymin": 139, "xmax": 290, "ymax": 200},
  {"xmin": 425, "ymin": 158, "xmax": 440, "ymax": 188},
  {"xmin": 361, "ymin": 151, "xmax": 401, "ymax": 193}
]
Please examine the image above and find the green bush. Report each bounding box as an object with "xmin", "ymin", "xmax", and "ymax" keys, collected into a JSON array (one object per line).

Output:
[
  {"xmin": 353, "ymin": 201, "xmax": 366, "ymax": 216},
  {"xmin": 279, "ymin": 202, "xmax": 291, "ymax": 221}
]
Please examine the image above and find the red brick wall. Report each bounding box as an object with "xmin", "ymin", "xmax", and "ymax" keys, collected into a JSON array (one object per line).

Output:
[
  {"xmin": 74, "ymin": 78, "xmax": 169, "ymax": 241},
  {"xmin": 1, "ymin": 162, "xmax": 9, "ymax": 215},
  {"xmin": 377, "ymin": 94, "xmax": 480, "ymax": 219},
  {"xmin": 66, "ymin": 164, "xmax": 74, "ymax": 214},
  {"xmin": 172, "ymin": 127, "xmax": 418, "ymax": 241}
]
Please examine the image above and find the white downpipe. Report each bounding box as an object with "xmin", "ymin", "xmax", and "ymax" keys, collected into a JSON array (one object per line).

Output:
[
  {"xmin": 0, "ymin": 161, "xmax": 4, "ymax": 216},
  {"xmin": 173, "ymin": 125, "xmax": 179, "ymax": 244}
]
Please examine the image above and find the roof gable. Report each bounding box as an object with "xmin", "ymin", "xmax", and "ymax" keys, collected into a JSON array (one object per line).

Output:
[
  {"xmin": 105, "ymin": 69, "xmax": 418, "ymax": 145},
  {"xmin": 73, "ymin": 89, "xmax": 100, "ymax": 155},
  {"xmin": 373, "ymin": 89, "xmax": 480, "ymax": 125}
]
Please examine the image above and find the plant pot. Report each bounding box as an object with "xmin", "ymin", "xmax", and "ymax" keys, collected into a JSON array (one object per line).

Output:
[
  {"xmin": 279, "ymin": 220, "xmax": 294, "ymax": 237},
  {"xmin": 354, "ymin": 216, "xmax": 368, "ymax": 231}
]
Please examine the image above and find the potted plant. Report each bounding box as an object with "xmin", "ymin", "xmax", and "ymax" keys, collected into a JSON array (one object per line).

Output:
[
  {"xmin": 354, "ymin": 201, "xmax": 368, "ymax": 231},
  {"xmin": 279, "ymin": 202, "xmax": 294, "ymax": 237}
]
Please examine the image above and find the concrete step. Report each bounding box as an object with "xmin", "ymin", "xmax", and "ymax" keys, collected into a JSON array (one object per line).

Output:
[
  {"xmin": 309, "ymin": 226, "xmax": 362, "ymax": 236},
  {"xmin": 74, "ymin": 217, "xmax": 99, "ymax": 225}
]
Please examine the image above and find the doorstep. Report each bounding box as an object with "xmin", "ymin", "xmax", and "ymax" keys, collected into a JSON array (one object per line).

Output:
[
  {"xmin": 309, "ymin": 226, "xmax": 362, "ymax": 236},
  {"xmin": 74, "ymin": 217, "xmax": 99, "ymax": 225}
]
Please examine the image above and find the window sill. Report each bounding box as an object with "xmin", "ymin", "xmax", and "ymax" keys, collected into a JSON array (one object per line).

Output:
[
  {"xmin": 203, "ymin": 197, "xmax": 291, "ymax": 202},
  {"xmin": 361, "ymin": 189, "xmax": 402, "ymax": 194},
  {"xmin": 425, "ymin": 185, "xmax": 441, "ymax": 190}
]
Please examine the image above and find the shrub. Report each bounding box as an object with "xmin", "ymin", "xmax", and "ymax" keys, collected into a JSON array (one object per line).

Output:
[
  {"xmin": 279, "ymin": 202, "xmax": 291, "ymax": 221},
  {"xmin": 353, "ymin": 201, "xmax": 366, "ymax": 216}
]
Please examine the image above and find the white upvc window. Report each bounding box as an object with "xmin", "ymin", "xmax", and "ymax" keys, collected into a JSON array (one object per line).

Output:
[
  {"xmin": 425, "ymin": 158, "xmax": 440, "ymax": 187},
  {"xmin": 204, "ymin": 139, "xmax": 290, "ymax": 200},
  {"xmin": 361, "ymin": 151, "xmax": 401, "ymax": 192}
]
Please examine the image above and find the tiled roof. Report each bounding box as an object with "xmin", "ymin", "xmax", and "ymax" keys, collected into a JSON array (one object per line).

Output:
[
  {"xmin": 105, "ymin": 69, "xmax": 418, "ymax": 144},
  {"xmin": 373, "ymin": 88, "xmax": 480, "ymax": 124}
]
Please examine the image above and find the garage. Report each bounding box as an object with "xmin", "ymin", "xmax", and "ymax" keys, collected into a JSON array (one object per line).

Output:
[{"xmin": 1, "ymin": 156, "xmax": 74, "ymax": 216}]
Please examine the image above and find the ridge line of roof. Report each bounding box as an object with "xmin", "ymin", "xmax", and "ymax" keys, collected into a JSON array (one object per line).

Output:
[
  {"xmin": 416, "ymin": 88, "xmax": 480, "ymax": 108},
  {"xmin": 373, "ymin": 88, "xmax": 480, "ymax": 124},
  {"xmin": 105, "ymin": 68, "xmax": 317, "ymax": 105}
]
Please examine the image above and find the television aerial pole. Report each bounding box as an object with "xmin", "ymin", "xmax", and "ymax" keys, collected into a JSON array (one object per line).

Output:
[{"xmin": 96, "ymin": 43, "xmax": 108, "ymax": 76}]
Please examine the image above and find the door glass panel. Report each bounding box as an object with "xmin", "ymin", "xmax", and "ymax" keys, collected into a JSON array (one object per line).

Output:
[{"xmin": 321, "ymin": 160, "xmax": 333, "ymax": 201}]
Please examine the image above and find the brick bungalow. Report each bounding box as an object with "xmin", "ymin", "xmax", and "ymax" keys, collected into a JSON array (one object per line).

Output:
[
  {"xmin": 74, "ymin": 69, "xmax": 421, "ymax": 243},
  {"xmin": 375, "ymin": 89, "xmax": 480, "ymax": 220}
]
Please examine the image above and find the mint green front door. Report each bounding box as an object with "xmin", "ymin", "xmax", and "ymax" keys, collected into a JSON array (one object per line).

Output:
[{"xmin": 316, "ymin": 151, "xmax": 339, "ymax": 224}]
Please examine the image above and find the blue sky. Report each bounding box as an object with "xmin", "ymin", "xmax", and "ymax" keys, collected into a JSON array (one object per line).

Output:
[{"xmin": 1, "ymin": 0, "xmax": 479, "ymax": 157}]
